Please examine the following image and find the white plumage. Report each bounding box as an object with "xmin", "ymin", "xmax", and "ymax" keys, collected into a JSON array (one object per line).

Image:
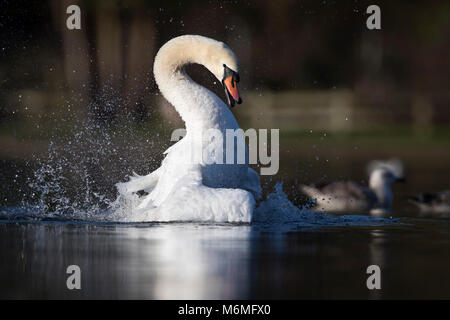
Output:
[{"xmin": 115, "ymin": 35, "xmax": 261, "ymax": 222}]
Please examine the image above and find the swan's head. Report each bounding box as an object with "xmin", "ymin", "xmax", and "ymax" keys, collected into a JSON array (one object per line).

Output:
[
  {"xmin": 203, "ymin": 40, "xmax": 242, "ymax": 107},
  {"xmin": 368, "ymin": 158, "xmax": 405, "ymax": 188},
  {"xmin": 221, "ymin": 63, "xmax": 242, "ymax": 107},
  {"xmin": 370, "ymin": 168, "xmax": 404, "ymax": 187},
  {"xmin": 154, "ymin": 35, "xmax": 243, "ymax": 107}
]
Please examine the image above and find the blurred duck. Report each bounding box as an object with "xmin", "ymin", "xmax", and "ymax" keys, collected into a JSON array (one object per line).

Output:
[
  {"xmin": 408, "ymin": 191, "xmax": 450, "ymax": 215},
  {"xmin": 300, "ymin": 159, "xmax": 405, "ymax": 215}
]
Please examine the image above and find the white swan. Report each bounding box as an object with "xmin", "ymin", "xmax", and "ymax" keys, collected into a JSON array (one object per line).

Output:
[
  {"xmin": 116, "ymin": 35, "xmax": 262, "ymax": 223},
  {"xmin": 299, "ymin": 159, "xmax": 405, "ymax": 215}
]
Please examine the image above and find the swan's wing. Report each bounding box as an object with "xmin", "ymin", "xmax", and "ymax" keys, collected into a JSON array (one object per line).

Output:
[
  {"xmin": 116, "ymin": 167, "xmax": 162, "ymax": 195},
  {"xmin": 163, "ymin": 141, "xmax": 179, "ymax": 156},
  {"xmin": 300, "ymin": 181, "xmax": 378, "ymax": 212},
  {"xmin": 118, "ymin": 139, "xmax": 186, "ymax": 196},
  {"xmin": 154, "ymin": 164, "xmax": 255, "ymax": 222},
  {"xmin": 301, "ymin": 181, "xmax": 376, "ymax": 203},
  {"xmin": 240, "ymin": 167, "xmax": 262, "ymax": 200},
  {"xmin": 320, "ymin": 181, "xmax": 377, "ymax": 204},
  {"xmin": 299, "ymin": 184, "xmax": 324, "ymax": 199}
]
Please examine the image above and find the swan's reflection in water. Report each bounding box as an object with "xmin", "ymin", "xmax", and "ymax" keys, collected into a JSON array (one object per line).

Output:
[
  {"xmin": 0, "ymin": 223, "xmax": 253, "ymax": 299},
  {"xmin": 368, "ymin": 230, "xmax": 386, "ymax": 299},
  {"xmin": 139, "ymin": 225, "xmax": 252, "ymax": 299},
  {"xmin": 1, "ymin": 220, "xmax": 450, "ymax": 299}
]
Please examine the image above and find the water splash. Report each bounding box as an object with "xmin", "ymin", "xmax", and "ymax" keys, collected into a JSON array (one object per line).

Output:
[
  {"xmin": 253, "ymin": 182, "xmax": 397, "ymax": 226},
  {"xmin": 7, "ymin": 110, "xmax": 165, "ymax": 221},
  {"xmin": 1, "ymin": 112, "xmax": 399, "ymax": 226}
]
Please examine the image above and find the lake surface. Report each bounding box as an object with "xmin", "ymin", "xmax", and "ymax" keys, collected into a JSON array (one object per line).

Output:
[
  {"xmin": 1, "ymin": 215, "xmax": 450, "ymax": 299},
  {"xmin": 1, "ymin": 131, "xmax": 449, "ymax": 299}
]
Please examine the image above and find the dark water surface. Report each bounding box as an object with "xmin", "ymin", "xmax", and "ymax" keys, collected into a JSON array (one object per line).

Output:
[
  {"xmin": 1, "ymin": 217, "xmax": 450, "ymax": 299},
  {"xmin": 1, "ymin": 136, "xmax": 449, "ymax": 299}
]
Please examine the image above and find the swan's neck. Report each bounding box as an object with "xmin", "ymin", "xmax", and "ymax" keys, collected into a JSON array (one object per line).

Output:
[
  {"xmin": 154, "ymin": 37, "xmax": 232, "ymax": 132},
  {"xmin": 369, "ymin": 175, "xmax": 393, "ymax": 210},
  {"xmin": 157, "ymin": 69, "xmax": 223, "ymax": 131}
]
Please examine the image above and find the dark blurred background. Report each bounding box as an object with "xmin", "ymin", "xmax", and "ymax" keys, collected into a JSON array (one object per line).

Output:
[{"xmin": 0, "ymin": 0, "xmax": 449, "ymax": 212}]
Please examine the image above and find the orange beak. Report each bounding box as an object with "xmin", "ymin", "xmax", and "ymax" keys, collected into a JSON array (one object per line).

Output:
[{"xmin": 223, "ymin": 76, "xmax": 242, "ymax": 107}]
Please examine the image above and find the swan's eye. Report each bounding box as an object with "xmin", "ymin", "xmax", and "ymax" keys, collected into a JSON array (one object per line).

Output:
[{"xmin": 222, "ymin": 64, "xmax": 239, "ymax": 83}]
